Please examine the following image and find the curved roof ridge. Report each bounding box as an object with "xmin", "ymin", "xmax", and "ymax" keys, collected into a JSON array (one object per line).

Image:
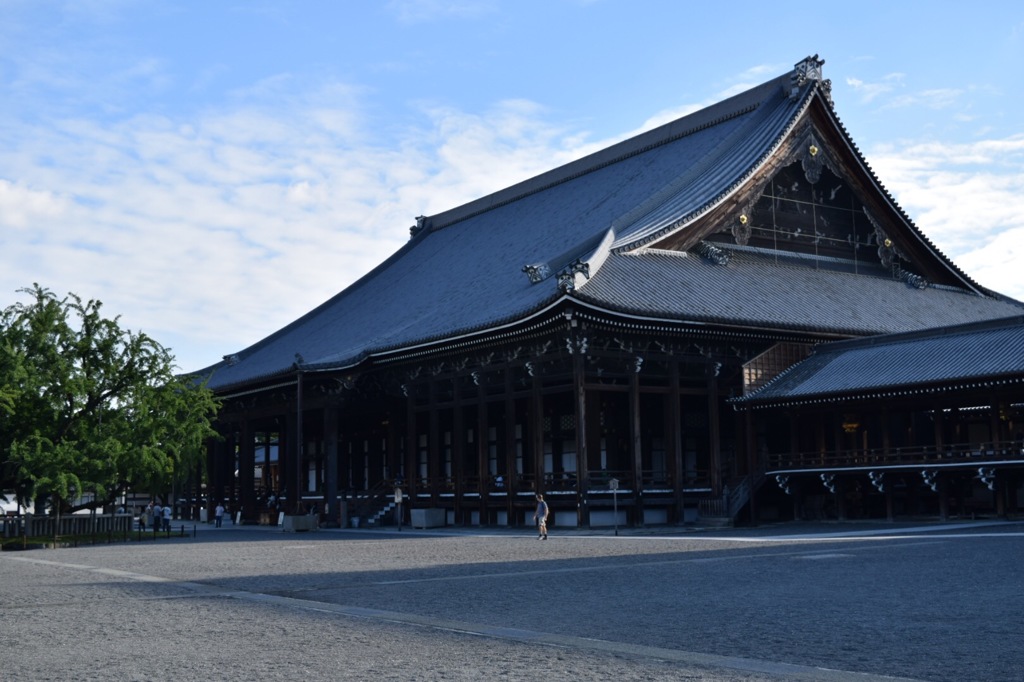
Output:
[
  {"xmin": 600, "ymin": 83, "xmax": 792, "ymax": 248},
  {"xmin": 610, "ymin": 81, "xmax": 819, "ymax": 253},
  {"xmin": 425, "ymin": 72, "xmax": 793, "ymax": 233}
]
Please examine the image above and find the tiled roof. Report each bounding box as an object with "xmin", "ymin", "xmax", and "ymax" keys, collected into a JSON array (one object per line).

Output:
[
  {"xmin": 575, "ymin": 247, "xmax": 1023, "ymax": 336},
  {"xmin": 734, "ymin": 315, "xmax": 1024, "ymax": 407},
  {"xmin": 201, "ymin": 68, "xmax": 807, "ymax": 390},
  {"xmin": 197, "ymin": 58, "xmax": 1021, "ymax": 393}
]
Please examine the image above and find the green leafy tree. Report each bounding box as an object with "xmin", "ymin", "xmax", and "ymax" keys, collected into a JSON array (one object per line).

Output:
[{"xmin": 0, "ymin": 284, "xmax": 220, "ymax": 514}]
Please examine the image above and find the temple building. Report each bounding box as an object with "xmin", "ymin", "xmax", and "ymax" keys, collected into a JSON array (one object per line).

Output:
[{"xmin": 196, "ymin": 56, "xmax": 1023, "ymax": 528}]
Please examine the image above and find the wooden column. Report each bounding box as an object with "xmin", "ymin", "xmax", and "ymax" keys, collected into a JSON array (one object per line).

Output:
[
  {"xmin": 504, "ymin": 372, "xmax": 517, "ymax": 526},
  {"xmin": 405, "ymin": 387, "xmax": 416, "ymax": 495},
  {"xmin": 387, "ymin": 408, "xmax": 401, "ymax": 525},
  {"xmin": 788, "ymin": 411, "xmax": 799, "ymax": 467},
  {"xmin": 238, "ymin": 420, "xmax": 256, "ymax": 522},
  {"xmin": 995, "ymin": 474, "xmax": 1006, "ymax": 518},
  {"xmin": 292, "ymin": 372, "xmax": 304, "ymax": 514},
  {"xmin": 477, "ymin": 384, "xmax": 488, "ymax": 523},
  {"xmin": 573, "ymin": 347, "xmax": 588, "ymax": 528},
  {"xmin": 208, "ymin": 435, "xmax": 225, "ymax": 521},
  {"xmin": 452, "ymin": 395, "xmax": 465, "ymax": 525},
  {"xmin": 323, "ymin": 406, "xmax": 339, "ymax": 527},
  {"xmin": 835, "ymin": 476, "xmax": 847, "ymax": 521},
  {"xmin": 428, "ymin": 379, "xmax": 439, "ymax": 505},
  {"xmin": 938, "ymin": 474, "xmax": 950, "ymax": 521},
  {"xmin": 669, "ymin": 359, "xmax": 684, "ymax": 524},
  {"xmin": 629, "ymin": 369, "xmax": 643, "ymax": 527},
  {"xmin": 531, "ymin": 374, "xmax": 544, "ymax": 494},
  {"xmin": 707, "ymin": 364, "xmax": 721, "ymax": 494},
  {"xmin": 284, "ymin": 408, "xmax": 299, "ymax": 514},
  {"xmin": 990, "ymin": 404, "xmax": 1001, "ymax": 452},
  {"xmin": 881, "ymin": 411, "xmax": 891, "ymax": 459},
  {"xmin": 744, "ymin": 409, "xmax": 758, "ymax": 525}
]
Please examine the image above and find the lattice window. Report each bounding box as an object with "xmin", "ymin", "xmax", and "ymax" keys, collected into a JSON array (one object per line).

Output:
[
  {"xmin": 745, "ymin": 162, "xmax": 876, "ymax": 262},
  {"xmin": 743, "ymin": 343, "xmax": 812, "ymax": 395}
]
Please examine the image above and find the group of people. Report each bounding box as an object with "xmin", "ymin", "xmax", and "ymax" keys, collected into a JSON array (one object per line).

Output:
[{"xmin": 138, "ymin": 501, "xmax": 172, "ymax": 532}]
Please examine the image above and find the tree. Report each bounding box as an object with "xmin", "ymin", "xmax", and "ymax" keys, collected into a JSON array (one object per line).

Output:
[{"xmin": 0, "ymin": 284, "xmax": 220, "ymax": 515}]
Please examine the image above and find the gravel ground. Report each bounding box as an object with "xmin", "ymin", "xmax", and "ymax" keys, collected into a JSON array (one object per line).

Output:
[{"xmin": 2, "ymin": 520, "xmax": 1022, "ymax": 681}]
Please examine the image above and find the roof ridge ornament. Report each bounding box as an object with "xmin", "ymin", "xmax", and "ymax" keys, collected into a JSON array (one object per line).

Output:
[
  {"xmin": 409, "ymin": 215, "xmax": 428, "ymax": 238},
  {"xmin": 693, "ymin": 240, "xmax": 731, "ymax": 266},
  {"xmin": 522, "ymin": 263, "xmax": 552, "ymax": 283},
  {"xmin": 790, "ymin": 55, "xmax": 833, "ymax": 106},
  {"xmin": 557, "ymin": 258, "xmax": 591, "ymax": 292}
]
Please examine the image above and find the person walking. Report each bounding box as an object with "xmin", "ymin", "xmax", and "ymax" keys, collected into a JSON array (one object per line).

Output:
[
  {"xmin": 162, "ymin": 503, "xmax": 172, "ymax": 531},
  {"xmin": 214, "ymin": 502, "xmax": 225, "ymax": 528},
  {"xmin": 532, "ymin": 494, "xmax": 549, "ymax": 540},
  {"xmin": 151, "ymin": 501, "xmax": 161, "ymax": 534}
]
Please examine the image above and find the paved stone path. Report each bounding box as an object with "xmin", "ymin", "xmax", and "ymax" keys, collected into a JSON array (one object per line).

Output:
[{"xmin": 2, "ymin": 520, "xmax": 1022, "ymax": 681}]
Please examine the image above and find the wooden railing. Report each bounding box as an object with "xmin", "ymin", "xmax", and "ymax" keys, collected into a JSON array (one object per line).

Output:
[
  {"xmin": 381, "ymin": 467, "xmax": 714, "ymax": 500},
  {"xmin": 766, "ymin": 440, "xmax": 1024, "ymax": 471}
]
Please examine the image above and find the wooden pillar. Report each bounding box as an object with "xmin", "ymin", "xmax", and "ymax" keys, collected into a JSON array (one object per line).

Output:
[
  {"xmin": 284, "ymin": 408, "xmax": 299, "ymax": 514},
  {"xmin": 707, "ymin": 364, "xmax": 721, "ymax": 494},
  {"xmin": 835, "ymin": 477, "xmax": 847, "ymax": 521},
  {"xmin": 995, "ymin": 474, "xmax": 1006, "ymax": 518},
  {"xmin": 194, "ymin": 455, "xmax": 205, "ymax": 522},
  {"xmin": 387, "ymin": 408, "xmax": 401, "ymax": 525},
  {"xmin": 477, "ymin": 385, "xmax": 488, "ymax": 523},
  {"xmin": 881, "ymin": 411, "xmax": 891, "ymax": 460},
  {"xmin": 789, "ymin": 411, "xmax": 800, "ymax": 466},
  {"xmin": 238, "ymin": 420, "xmax": 256, "ymax": 522},
  {"xmin": 452, "ymin": 396, "xmax": 465, "ymax": 525},
  {"xmin": 207, "ymin": 435, "xmax": 224, "ymax": 521},
  {"xmin": 504, "ymin": 372, "xmax": 517, "ymax": 525},
  {"xmin": 573, "ymin": 348, "xmax": 588, "ymax": 529},
  {"xmin": 669, "ymin": 360, "xmax": 684, "ymax": 524},
  {"xmin": 938, "ymin": 474, "xmax": 950, "ymax": 521},
  {"xmin": 531, "ymin": 375, "xmax": 544, "ymax": 494},
  {"xmin": 629, "ymin": 369, "xmax": 643, "ymax": 527},
  {"xmin": 428, "ymin": 379, "xmax": 439, "ymax": 506},
  {"xmin": 290, "ymin": 373, "xmax": 305, "ymax": 514},
  {"xmin": 323, "ymin": 406, "xmax": 339, "ymax": 527},
  {"xmin": 405, "ymin": 387, "xmax": 416, "ymax": 495},
  {"xmin": 585, "ymin": 389, "xmax": 601, "ymax": 529},
  {"xmin": 990, "ymin": 404, "xmax": 1001, "ymax": 452},
  {"xmin": 745, "ymin": 409, "xmax": 758, "ymax": 526}
]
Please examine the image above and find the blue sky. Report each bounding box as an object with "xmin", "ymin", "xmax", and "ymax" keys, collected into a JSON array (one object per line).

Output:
[{"xmin": 2, "ymin": 0, "xmax": 1023, "ymax": 373}]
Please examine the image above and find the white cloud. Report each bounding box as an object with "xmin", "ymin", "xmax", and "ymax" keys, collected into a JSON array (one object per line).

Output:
[
  {"xmin": 846, "ymin": 72, "xmax": 905, "ymax": 103},
  {"xmin": 0, "ymin": 82, "xmax": 592, "ymax": 373},
  {"xmin": 885, "ymin": 88, "xmax": 963, "ymax": 111},
  {"xmin": 868, "ymin": 134, "xmax": 1024, "ymax": 300},
  {"xmin": 0, "ymin": 180, "xmax": 69, "ymax": 229}
]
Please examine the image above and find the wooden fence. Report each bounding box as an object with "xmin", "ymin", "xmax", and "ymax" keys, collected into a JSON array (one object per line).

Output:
[{"xmin": 2, "ymin": 513, "xmax": 134, "ymax": 538}]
